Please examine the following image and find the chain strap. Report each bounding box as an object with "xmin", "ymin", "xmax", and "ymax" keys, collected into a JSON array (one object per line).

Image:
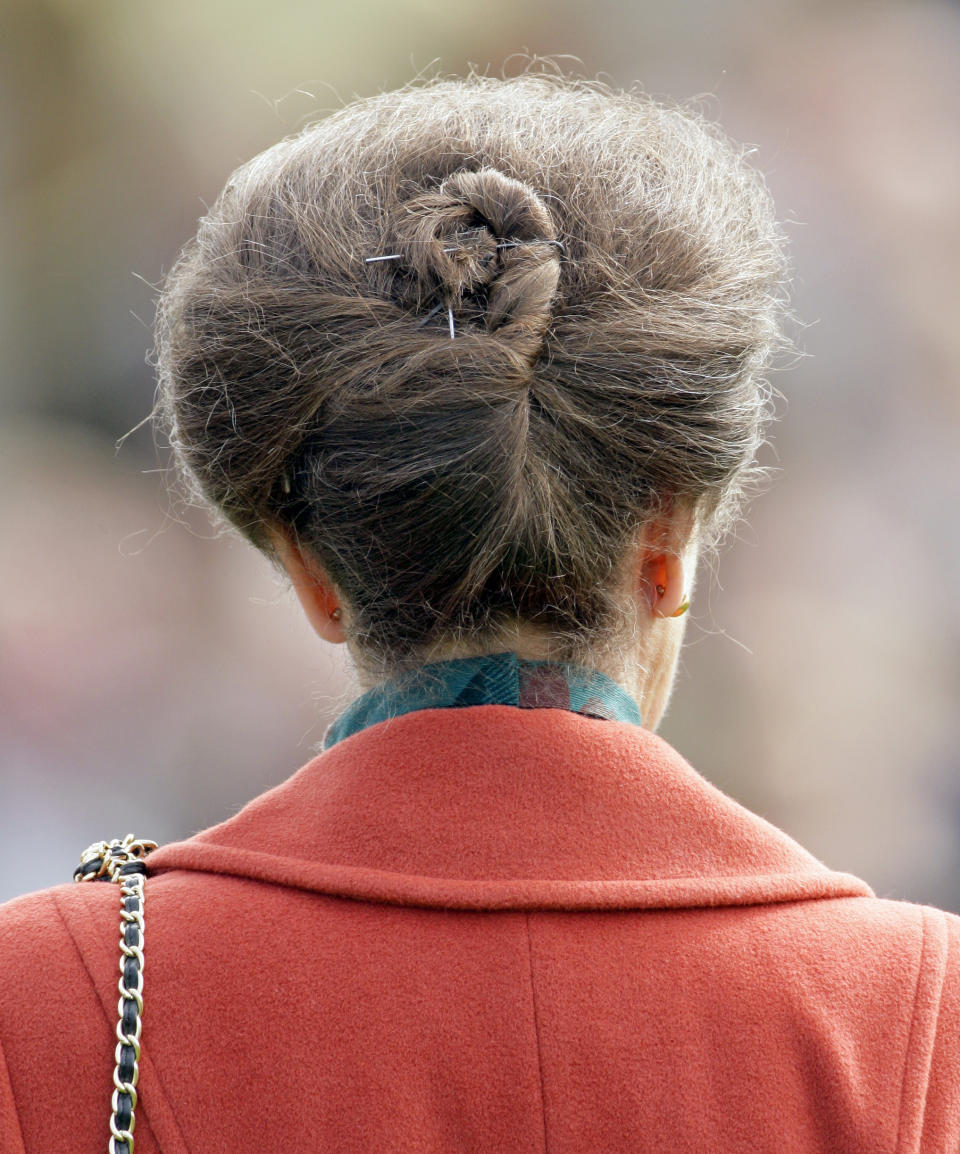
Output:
[{"xmin": 75, "ymin": 835, "xmax": 158, "ymax": 1154}]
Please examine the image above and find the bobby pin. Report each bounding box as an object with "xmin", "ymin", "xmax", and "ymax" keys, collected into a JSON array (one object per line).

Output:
[
  {"xmin": 364, "ymin": 238, "xmax": 564, "ymax": 264},
  {"xmin": 414, "ymin": 301, "xmax": 455, "ymax": 339},
  {"xmin": 495, "ymin": 239, "xmax": 565, "ymax": 252},
  {"xmin": 415, "ymin": 302, "xmax": 444, "ymax": 328}
]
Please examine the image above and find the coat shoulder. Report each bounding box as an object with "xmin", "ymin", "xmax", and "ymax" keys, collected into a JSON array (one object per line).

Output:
[
  {"xmin": 797, "ymin": 894, "xmax": 960, "ymax": 1149},
  {"xmin": 0, "ymin": 879, "xmax": 116, "ymax": 966},
  {"xmin": 0, "ymin": 880, "xmax": 139, "ymax": 1153},
  {"xmin": 0, "ymin": 879, "xmax": 123, "ymax": 1049}
]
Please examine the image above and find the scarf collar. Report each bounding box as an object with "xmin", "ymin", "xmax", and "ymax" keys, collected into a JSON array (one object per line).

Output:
[{"xmin": 323, "ymin": 651, "xmax": 643, "ymax": 750}]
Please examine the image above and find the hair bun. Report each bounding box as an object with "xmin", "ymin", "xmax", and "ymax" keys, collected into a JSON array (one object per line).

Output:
[
  {"xmin": 380, "ymin": 167, "xmax": 562, "ymax": 361},
  {"xmin": 158, "ymin": 77, "xmax": 789, "ymax": 677}
]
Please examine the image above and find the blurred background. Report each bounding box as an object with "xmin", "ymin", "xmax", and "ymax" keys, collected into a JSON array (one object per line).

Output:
[{"xmin": 1, "ymin": 0, "xmax": 958, "ymax": 908}]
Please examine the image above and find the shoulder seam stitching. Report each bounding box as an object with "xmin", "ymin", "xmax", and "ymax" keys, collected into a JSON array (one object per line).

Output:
[
  {"xmin": 525, "ymin": 911, "xmax": 551, "ymax": 1154},
  {"xmin": 893, "ymin": 906, "xmax": 930, "ymax": 1154},
  {"xmin": 49, "ymin": 886, "xmax": 181, "ymax": 1153}
]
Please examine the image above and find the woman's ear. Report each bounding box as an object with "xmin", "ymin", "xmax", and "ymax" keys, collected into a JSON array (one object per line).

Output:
[
  {"xmin": 631, "ymin": 511, "xmax": 697, "ymax": 620},
  {"xmin": 268, "ymin": 529, "xmax": 348, "ymax": 644},
  {"xmin": 641, "ymin": 548, "xmax": 689, "ymax": 619}
]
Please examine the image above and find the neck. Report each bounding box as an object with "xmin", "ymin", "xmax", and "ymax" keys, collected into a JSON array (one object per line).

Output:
[{"xmin": 350, "ymin": 617, "xmax": 684, "ymax": 732}]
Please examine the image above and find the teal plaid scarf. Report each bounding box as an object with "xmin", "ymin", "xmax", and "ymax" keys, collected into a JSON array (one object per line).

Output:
[{"xmin": 323, "ymin": 651, "xmax": 643, "ymax": 750}]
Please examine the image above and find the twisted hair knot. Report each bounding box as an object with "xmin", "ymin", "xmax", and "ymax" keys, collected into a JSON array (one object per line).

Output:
[{"xmin": 381, "ymin": 167, "xmax": 562, "ymax": 360}]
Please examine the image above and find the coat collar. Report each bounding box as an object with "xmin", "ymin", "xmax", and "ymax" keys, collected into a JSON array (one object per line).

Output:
[{"xmin": 147, "ymin": 706, "xmax": 874, "ymax": 911}]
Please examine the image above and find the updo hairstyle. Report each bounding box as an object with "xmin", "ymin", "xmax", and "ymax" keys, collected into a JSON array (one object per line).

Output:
[{"xmin": 155, "ymin": 73, "xmax": 788, "ymax": 678}]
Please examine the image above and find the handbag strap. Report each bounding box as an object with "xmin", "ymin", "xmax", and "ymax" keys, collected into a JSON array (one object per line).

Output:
[{"xmin": 75, "ymin": 835, "xmax": 158, "ymax": 1154}]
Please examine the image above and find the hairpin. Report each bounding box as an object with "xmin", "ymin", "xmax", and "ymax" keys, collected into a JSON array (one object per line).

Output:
[
  {"xmin": 365, "ymin": 237, "xmax": 565, "ymax": 338},
  {"xmin": 415, "ymin": 302, "xmax": 444, "ymax": 328},
  {"xmin": 412, "ymin": 300, "xmax": 455, "ymax": 338},
  {"xmin": 363, "ymin": 238, "xmax": 564, "ymax": 264},
  {"xmin": 495, "ymin": 239, "xmax": 565, "ymax": 252}
]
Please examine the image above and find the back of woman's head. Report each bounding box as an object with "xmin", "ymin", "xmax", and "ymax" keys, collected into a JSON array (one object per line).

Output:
[{"xmin": 156, "ymin": 72, "xmax": 788, "ymax": 679}]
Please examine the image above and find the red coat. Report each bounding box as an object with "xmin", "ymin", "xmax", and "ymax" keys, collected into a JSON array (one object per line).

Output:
[{"xmin": 2, "ymin": 706, "xmax": 960, "ymax": 1152}]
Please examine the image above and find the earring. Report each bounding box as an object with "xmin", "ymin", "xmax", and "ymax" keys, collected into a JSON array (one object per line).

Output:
[
  {"xmin": 330, "ymin": 607, "xmax": 342, "ymax": 621},
  {"xmin": 654, "ymin": 583, "xmax": 689, "ymax": 617}
]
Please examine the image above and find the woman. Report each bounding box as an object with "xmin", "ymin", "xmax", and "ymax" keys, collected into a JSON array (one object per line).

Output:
[{"xmin": 2, "ymin": 73, "xmax": 959, "ymax": 1153}]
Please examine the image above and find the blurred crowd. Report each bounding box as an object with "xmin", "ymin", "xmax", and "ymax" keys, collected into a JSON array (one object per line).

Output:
[{"xmin": 1, "ymin": 0, "xmax": 958, "ymax": 907}]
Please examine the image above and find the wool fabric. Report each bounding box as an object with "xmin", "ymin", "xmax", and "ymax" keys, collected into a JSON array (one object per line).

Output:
[{"xmin": 2, "ymin": 706, "xmax": 959, "ymax": 1152}]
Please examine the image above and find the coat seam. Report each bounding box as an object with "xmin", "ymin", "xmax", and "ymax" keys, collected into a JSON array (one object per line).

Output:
[
  {"xmin": 49, "ymin": 890, "xmax": 165, "ymax": 1151},
  {"xmin": 893, "ymin": 907, "xmax": 929, "ymax": 1154},
  {"xmin": 525, "ymin": 911, "xmax": 551, "ymax": 1154},
  {"xmin": 49, "ymin": 887, "xmax": 190, "ymax": 1154}
]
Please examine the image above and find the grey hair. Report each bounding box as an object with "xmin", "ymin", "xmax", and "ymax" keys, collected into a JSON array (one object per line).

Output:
[{"xmin": 155, "ymin": 71, "xmax": 790, "ymax": 680}]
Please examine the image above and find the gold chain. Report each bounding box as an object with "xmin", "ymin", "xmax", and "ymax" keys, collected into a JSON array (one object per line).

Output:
[{"xmin": 76, "ymin": 835, "xmax": 158, "ymax": 1154}]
